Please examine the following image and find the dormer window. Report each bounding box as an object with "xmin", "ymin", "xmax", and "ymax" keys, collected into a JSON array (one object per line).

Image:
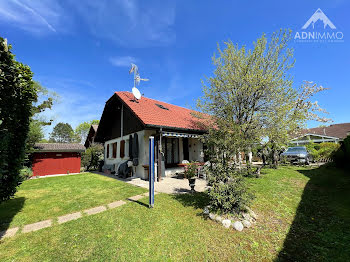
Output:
[{"xmin": 155, "ymin": 103, "xmax": 169, "ymax": 110}]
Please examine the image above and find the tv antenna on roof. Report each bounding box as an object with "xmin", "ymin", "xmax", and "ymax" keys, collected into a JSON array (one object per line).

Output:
[{"xmin": 129, "ymin": 63, "xmax": 149, "ymax": 101}]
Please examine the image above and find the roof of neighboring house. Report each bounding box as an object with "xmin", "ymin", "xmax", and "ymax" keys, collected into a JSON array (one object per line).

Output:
[
  {"xmin": 84, "ymin": 124, "xmax": 99, "ymax": 148},
  {"xmin": 296, "ymin": 123, "xmax": 350, "ymax": 140},
  {"xmin": 34, "ymin": 143, "xmax": 85, "ymax": 152},
  {"xmin": 115, "ymin": 91, "xmax": 208, "ymax": 131}
]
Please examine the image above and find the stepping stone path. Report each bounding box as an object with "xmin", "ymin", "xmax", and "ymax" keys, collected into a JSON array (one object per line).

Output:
[
  {"xmin": 107, "ymin": 200, "xmax": 126, "ymax": 209},
  {"xmin": 0, "ymin": 191, "xmax": 154, "ymax": 240},
  {"xmin": 84, "ymin": 206, "xmax": 107, "ymax": 216},
  {"xmin": 58, "ymin": 212, "xmax": 82, "ymax": 224},
  {"xmin": 0, "ymin": 227, "xmax": 19, "ymax": 238},
  {"xmin": 22, "ymin": 219, "xmax": 52, "ymax": 233}
]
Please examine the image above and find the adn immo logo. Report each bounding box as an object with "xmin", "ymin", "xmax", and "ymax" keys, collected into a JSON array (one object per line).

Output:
[{"xmin": 294, "ymin": 8, "xmax": 344, "ymax": 43}]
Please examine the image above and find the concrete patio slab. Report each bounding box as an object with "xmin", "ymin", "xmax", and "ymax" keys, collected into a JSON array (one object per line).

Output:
[
  {"xmin": 128, "ymin": 177, "xmax": 208, "ymax": 194},
  {"xmin": 0, "ymin": 227, "xmax": 19, "ymax": 239},
  {"xmin": 84, "ymin": 206, "xmax": 107, "ymax": 216},
  {"xmin": 22, "ymin": 219, "xmax": 52, "ymax": 233},
  {"xmin": 107, "ymin": 200, "xmax": 126, "ymax": 209},
  {"xmin": 93, "ymin": 171, "xmax": 208, "ymax": 194},
  {"xmin": 58, "ymin": 212, "xmax": 82, "ymax": 224}
]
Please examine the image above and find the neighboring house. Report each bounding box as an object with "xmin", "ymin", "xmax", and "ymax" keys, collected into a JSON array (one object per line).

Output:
[
  {"xmin": 290, "ymin": 123, "xmax": 350, "ymax": 145},
  {"xmin": 32, "ymin": 143, "xmax": 85, "ymax": 176},
  {"xmin": 94, "ymin": 91, "xmax": 208, "ymax": 180},
  {"xmin": 84, "ymin": 124, "xmax": 98, "ymax": 148}
]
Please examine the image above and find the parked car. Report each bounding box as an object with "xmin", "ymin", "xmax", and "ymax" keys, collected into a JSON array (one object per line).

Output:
[{"xmin": 281, "ymin": 147, "xmax": 313, "ymax": 165}]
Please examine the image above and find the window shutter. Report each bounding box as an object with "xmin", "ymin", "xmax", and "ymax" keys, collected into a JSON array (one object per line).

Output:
[
  {"xmin": 113, "ymin": 143, "xmax": 117, "ymax": 158},
  {"xmin": 120, "ymin": 140, "xmax": 125, "ymax": 158}
]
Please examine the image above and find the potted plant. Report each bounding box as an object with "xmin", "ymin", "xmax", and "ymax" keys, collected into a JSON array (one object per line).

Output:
[{"xmin": 184, "ymin": 162, "xmax": 198, "ymax": 192}]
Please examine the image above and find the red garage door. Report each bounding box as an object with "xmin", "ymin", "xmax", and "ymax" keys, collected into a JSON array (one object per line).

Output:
[{"xmin": 32, "ymin": 152, "xmax": 81, "ymax": 176}]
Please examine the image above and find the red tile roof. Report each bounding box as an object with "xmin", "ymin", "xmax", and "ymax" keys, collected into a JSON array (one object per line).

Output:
[
  {"xmin": 115, "ymin": 91, "xmax": 207, "ymax": 131},
  {"xmin": 299, "ymin": 123, "xmax": 350, "ymax": 139}
]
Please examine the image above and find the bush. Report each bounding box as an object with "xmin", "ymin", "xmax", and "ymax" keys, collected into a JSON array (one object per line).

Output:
[
  {"xmin": 81, "ymin": 143, "xmax": 104, "ymax": 171},
  {"xmin": 19, "ymin": 167, "xmax": 33, "ymax": 180},
  {"xmin": 207, "ymin": 163, "xmax": 253, "ymax": 215},
  {"xmin": 333, "ymin": 135, "xmax": 350, "ymax": 168},
  {"xmin": 306, "ymin": 142, "xmax": 339, "ymax": 162}
]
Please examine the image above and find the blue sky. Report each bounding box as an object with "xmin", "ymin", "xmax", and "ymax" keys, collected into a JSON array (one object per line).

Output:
[{"xmin": 0, "ymin": 0, "xmax": 349, "ymax": 137}]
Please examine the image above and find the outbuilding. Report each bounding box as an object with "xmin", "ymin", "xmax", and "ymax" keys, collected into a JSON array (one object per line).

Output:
[{"xmin": 32, "ymin": 143, "xmax": 85, "ymax": 176}]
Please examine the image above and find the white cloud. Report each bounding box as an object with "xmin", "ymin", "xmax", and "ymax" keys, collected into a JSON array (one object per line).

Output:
[
  {"xmin": 36, "ymin": 77, "xmax": 105, "ymax": 138},
  {"xmin": 0, "ymin": 0, "xmax": 64, "ymax": 34},
  {"xmin": 0, "ymin": 0, "xmax": 176, "ymax": 46},
  {"xmin": 109, "ymin": 56, "xmax": 137, "ymax": 67},
  {"xmin": 70, "ymin": 0, "xmax": 176, "ymax": 47}
]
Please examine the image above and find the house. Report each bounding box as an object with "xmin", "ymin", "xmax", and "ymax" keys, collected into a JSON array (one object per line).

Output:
[
  {"xmin": 84, "ymin": 124, "xmax": 98, "ymax": 148},
  {"xmin": 94, "ymin": 91, "xmax": 208, "ymax": 180},
  {"xmin": 290, "ymin": 123, "xmax": 350, "ymax": 145},
  {"xmin": 32, "ymin": 143, "xmax": 85, "ymax": 176}
]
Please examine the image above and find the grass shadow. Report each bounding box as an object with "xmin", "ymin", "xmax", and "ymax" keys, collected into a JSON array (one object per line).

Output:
[
  {"xmin": 275, "ymin": 164, "xmax": 350, "ymax": 261},
  {"xmin": 127, "ymin": 199, "xmax": 149, "ymax": 208},
  {"xmin": 172, "ymin": 191, "xmax": 210, "ymax": 210},
  {"xmin": 0, "ymin": 197, "xmax": 25, "ymax": 237}
]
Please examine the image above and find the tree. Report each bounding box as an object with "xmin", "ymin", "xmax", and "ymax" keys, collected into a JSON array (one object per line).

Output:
[
  {"xmin": 49, "ymin": 123, "xmax": 77, "ymax": 143},
  {"xmin": 25, "ymin": 82, "xmax": 58, "ymax": 160},
  {"xmin": 75, "ymin": 120, "xmax": 99, "ymax": 144},
  {"xmin": 81, "ymin": 143, "xmax": 104, "ymax": 171},
  {"xmin": 0, "ymin": 37, "xmax": 38, "ymax": 202},
  {"xmin": 198, "ymin": 29, "xmax": 328, "ymax": 168},
  {"xmin": 196, "ymin": 29, "xmax": 328, "ymax": 214}
]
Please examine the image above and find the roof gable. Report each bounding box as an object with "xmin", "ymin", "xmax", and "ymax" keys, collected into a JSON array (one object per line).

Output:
[{"xmin": 115, "ymin": 91, "xmax": 207, "ymax": 131}]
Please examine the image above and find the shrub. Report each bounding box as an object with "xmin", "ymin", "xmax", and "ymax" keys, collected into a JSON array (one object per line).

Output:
[
  {"xmin": 207, "ymin": 163, "xmax": 253, "ymax": 215},
  {"xmin": 333, "ymin": 135, "xmax": 350, "ymax": 168},
  {"xmin": 81, "ymin": 143, "xmax": 104, "ymax": 171},
  {"xmin": 19, "ymin": 167, "xmax": 33, "ymax": 180},
  {"xmin": 306, "ymin": 142, "xmax": 339, "ymax": 162}
]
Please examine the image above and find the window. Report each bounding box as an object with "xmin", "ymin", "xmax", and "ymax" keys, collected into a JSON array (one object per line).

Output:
[
  {"xmin": 163, "ymin": 137, "xmax": 179, "ymax": 167},
  {"xmin": 112, "ymin": 142, "xmax": 117, "ymax": 158},
  {"xmin": 120, "ymin": 140, "xmax": 125, "ymax": 158},
  {"xmin": 106, "ymin": 144, "xmax": 110, "ymax": 158}
]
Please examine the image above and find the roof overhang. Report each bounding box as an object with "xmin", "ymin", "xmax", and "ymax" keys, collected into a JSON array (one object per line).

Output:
[
  {"xmin": 161, "ymin": 131, "xmax": 202, "ymax": 138},
  {"xmin": 290, "ymin": 133, "xmax": 340, "ymax": 143},
  {"xmin": 34, "ymin": 149, "xmax": 85, "ymax": 153}
]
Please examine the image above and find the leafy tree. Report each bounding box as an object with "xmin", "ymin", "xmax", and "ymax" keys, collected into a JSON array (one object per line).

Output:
[
  {"xmin": 81, "ymin": 143, "xmax": 104, "ymax": 171},
  {"xmin": 0, "ymin": 37, "xmax": 38, "ymax": 202},
  {"xmin": 197, "ymin": 29, "xmax": 329, "ymax": 214},
  {"xmin": 198, "ymin": 29, "xmax": 328, "ymax": 168},
  {"xmin": 75, "ymin": 120, "xmax": 99, "ymax": 144},
  {"xmin": 49, "ymin": 122, "xmax": 77, "ymax": 143},
  {"xmin": 24, "ymin": 83, "xmax": 58, "ymax": 156}
]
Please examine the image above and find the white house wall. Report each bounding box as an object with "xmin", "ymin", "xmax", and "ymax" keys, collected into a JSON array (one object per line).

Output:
[
  {"xmin": 104, "ymin": 129, "xmax": 158, "ymax": 179},
  {"xmin": 188, "ymin": 138, "xmax": 204, "ymax": 162},
  {"xmin": 105, "ymin": 129, "xmax": 204, "ymax": 180}
]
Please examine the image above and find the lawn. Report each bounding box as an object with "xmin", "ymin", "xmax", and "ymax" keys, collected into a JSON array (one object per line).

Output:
[
  {"xmin": 0, "ymin": 173, "xmax": 147, "ymax": 231},
  {"xmin": 1, "ymin": 165, "xmax": 349, "ymax": 261}
]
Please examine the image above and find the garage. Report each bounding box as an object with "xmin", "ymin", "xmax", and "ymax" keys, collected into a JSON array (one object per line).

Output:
[{"xmin": 32, "ymin": 143, "xmax": 85, "ymax": 176}]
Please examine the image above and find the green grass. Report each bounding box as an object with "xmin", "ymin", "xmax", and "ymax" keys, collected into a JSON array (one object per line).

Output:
[
  {"xmin": 0, "ymin": 173, "xmax": 147, "ymax": 230},
  {"xmin": 0, "ymin": 166, "xmax": 349, "ymax": 261}
]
